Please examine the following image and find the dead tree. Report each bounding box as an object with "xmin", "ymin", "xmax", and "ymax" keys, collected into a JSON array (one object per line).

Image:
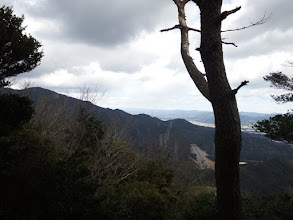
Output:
[{"xmin": 162, "ymin": 0, "xmax": 269, "ymax": 219}]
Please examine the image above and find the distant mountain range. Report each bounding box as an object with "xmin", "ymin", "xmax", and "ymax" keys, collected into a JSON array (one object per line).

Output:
[
  {"xmin": 123, "ymin": 108, "xmax": 277, "ymax": 128},
  {"xmin": 2, "ymin": 87, "xmax": 293, "ymax": 193}
]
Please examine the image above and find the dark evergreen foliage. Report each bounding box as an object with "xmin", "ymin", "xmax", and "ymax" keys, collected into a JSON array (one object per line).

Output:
[
  {"xmin": 242, "ymin": 188, "xmax": 293, "ymax": 220},
  {"xmin": 255, "ymin": 70, "xmax": 293, "ymax": 143},
  {"xmin": 0, "ymin": 6, "xmax": 43, "ymax": 87},
  {"xmin": 254, "ymin": 112, "xmax": 293, "ymax": 144},
  {"xmin": 264, "ymin": 72, "xmax": 293, "ymax": 103},
  {"xmin": 0, "ymin": 93, "xmax": 34, "ymax": 136},
  {"xmin": 240, "ymin": 159, "xmax": 293, "ymax": 194}
]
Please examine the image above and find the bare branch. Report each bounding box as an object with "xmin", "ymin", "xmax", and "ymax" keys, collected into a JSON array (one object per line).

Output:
[
  {"xmin": 117, "ymin": 168, "xmax": 138, "ymax": 183},
  {"xmin": 174, "ymin": 0, "xmax": 191, "ymax": 6},
  {"xmin": 78, "ymin": 85, "xmax": 107, "ymax": 106},
  {"xmin": 162, "ymin": 0, "xmax": 209, "ymax": 100},
  {"xmin": 188, "ymin": 27, "xmax": 201, "ymax": 32},
  {"xmin": 176, "ymin": 2, "xmax": 209, "ymax": 100},
  {"xmin": 160, "ymin": 24, "xmax": 181, "ymax": 32},
  {"xmin": 282, "ymin": 60, "xmax": 293, "ymax": 67},
  {"xmin": 221, "ymin": 6, "xmax": 241, "ymax": 21},
  {"xmin": 173, "ymin": 0, "xmax": 180, "ymax": 5},
  {"xmin": 182, "ymin": 0, "xmax": 191, "ymax": 5},
  {"xmin": 232, "ymin": 80, "xmax": 249, "ymax": 95},
  {"xmin": 222, "ymin": 13, "xmax": 272, "ymax": 33},
  {"xmin": 161, "ymin": 24, "xmax": 200, "ymax": 33},
  {"xmin": 222, "ymin": 40, "xmax": 238, "ymax": 47}
]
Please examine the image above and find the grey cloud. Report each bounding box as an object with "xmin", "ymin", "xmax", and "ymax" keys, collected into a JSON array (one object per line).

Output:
[
  {"xmin": 14, "ymin": 37, "xmax": 158, "ymax": 79},
  {"xmin": 98, "ymin": 47, "xmax": 157, "ymax": 73},
  {"xmin": 24, "ymin": 0, "xmax": 174, "ymax": 47},
  {"xmin": 222, "ymin": 0, "xmax": 293, "ymax": 59},
  {"xmin": 224, "ymin": 29, "xmax": 293, "ymax": 60},
  {"xmin": 166, "ymin": 54, "xmax": 190, "ymax": 74}
]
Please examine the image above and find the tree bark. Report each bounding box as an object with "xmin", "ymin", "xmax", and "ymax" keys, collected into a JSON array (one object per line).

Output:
[
  {"xmin": 170, "ymin": 0, "xmax": 242, "ymax": 219},
  {"xmin": 199, "ymin": 1, "xmax": 242, "ymax": 219},
  {"xmin": 176, "ymin": 1, "xmax": 210, "ymax": 100}
]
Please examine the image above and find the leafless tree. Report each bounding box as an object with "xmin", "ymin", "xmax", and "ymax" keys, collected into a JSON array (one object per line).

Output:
[
  {"xmin": 27, "ymin": 88, "xmax": 139, "ymax": 188},
  {"xmin": 162, "ymin": 1, "xmax": 269, "ymax": 218},
  {"xmin": 283, "ymin": 60, "xmax": 293, "ymax": 68},
  {"xmin": 77, "ymin": 85, "xmax": 106, "ymax": 106},
  {"xmin": 30, "ymin": 95, "xmax": 79, "ymax": 158},
  {"xmin": 89, "ymin": 138, "xmax": 140, "ymax": 188}
]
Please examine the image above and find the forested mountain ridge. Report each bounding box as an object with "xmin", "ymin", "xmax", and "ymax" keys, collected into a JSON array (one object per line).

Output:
[{"xmin": 3, "ymin": 87, "xmax": 292, "ymax": 162}]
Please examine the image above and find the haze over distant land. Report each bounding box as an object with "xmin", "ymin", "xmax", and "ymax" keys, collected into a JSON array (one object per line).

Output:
[
  {"xmin": 3, "ymin": 0, "xmax": 293, "ymax": 113},
  {"xmin": 123, "ymin": 108, "xmax": 276, "ymax": 129}
]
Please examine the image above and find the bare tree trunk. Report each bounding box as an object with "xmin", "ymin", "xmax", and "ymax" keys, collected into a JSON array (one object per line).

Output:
[
  {"xmin": 199, "ymin": 2, "xmax": 242, "ymax": 219},
  {"xmin": 163, "ymin": 0, "xmax": 244, "ymax": 218}
]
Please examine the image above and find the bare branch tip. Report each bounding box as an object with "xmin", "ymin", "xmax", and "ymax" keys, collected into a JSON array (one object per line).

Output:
[
  {"xmin": 189, "ymin": 27, "xmax": 201, "ymax": 32},
  {"xmin": 160, "ymin": 24, "xmax": 181, "ymax": 32},
  {"xmin": 173, "ymin": 0, "xmax": 180, "ymax": 5},
  {"xmin": 241, "ymin": 80, "xmax": 249, "ymax": 86},
  {"xmin": 223, "ymin": 11, "xmax": 272, "ymax": 33},
  {"xmin": 233, "ymin": 80, "xmax": 249, "ymax": 95},
  {"xmin": 222, "ymin": 40, "xmax": 238, "ymax": 47},
  {"xmin": 221, "ymin": 6, "xmax": 242, "ymax": 21}
]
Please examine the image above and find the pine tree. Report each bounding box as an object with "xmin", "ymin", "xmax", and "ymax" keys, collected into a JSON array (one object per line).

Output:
[{"xmin": 0, "ymin": 6, "xmax": 43, "ymax": 87}]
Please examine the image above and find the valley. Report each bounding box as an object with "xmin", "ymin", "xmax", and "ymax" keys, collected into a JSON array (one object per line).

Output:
[{"xmin": 2, "ymin": 87, "xmax": 293, "ymax": 194}]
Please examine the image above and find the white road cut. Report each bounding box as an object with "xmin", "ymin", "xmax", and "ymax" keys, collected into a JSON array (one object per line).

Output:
[{"xmin": 190, "ymin": 144, "xmax": 210, "ymax": 169}]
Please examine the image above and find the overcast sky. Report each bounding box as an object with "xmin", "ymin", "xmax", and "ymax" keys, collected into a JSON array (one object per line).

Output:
[{"xmin": 3, "ymin": 0, "xmax": 293, "ymax": 113}]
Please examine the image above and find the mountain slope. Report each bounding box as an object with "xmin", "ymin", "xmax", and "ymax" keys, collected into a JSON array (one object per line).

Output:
[
  {"xmin": 240, "ymin": 159, "xmax": 293, "ymax": 194},
  {"xmin": 2, "ymin": 87, "xmax": 293, "ymax": 162}
]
